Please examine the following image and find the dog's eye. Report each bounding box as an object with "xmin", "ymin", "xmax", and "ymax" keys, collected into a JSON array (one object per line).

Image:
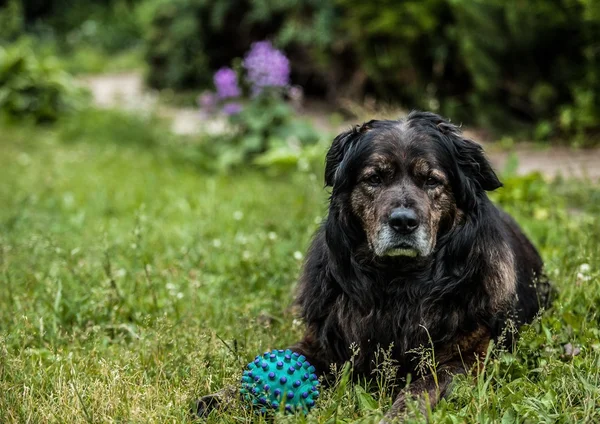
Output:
[
  {"xmin": 425, "ymin": 176, "xmax": 441, "ymax": 188},
  {"xmin": 365, "ymin": 174, "xmax": 383, "ymax": 186}
]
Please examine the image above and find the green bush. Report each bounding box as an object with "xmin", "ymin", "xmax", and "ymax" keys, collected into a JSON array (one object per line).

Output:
[
  {"xmin": 447, "ymin": 0, "xmax": 600, "ymax": 139},
  {"xmin": 141, "ymin": 0, "xmax": 600, "ymax": 142},
  {"xmin": 209, "ymin": 94, "xmax": 321, "ymax": 172},
  {"xmin": 10, "ymin": 0, "xmax": 598, "ymax": 141},
  {"xmin": 0, "ymin": 1, "xmax": 146, "ymax": 76},
  {"xmin": 0, "ymin": 0, "xmax": 23, "ymax": 42},
  {"xmin": 143, "ymin": 0, "xmax": 252, "ymax": 89},
  {"xmin": 57, "ymin": 2, "xmax": 143, "ymax": 53},
  {"xmin": 0, "ymin": 41, "xmax": 88, "ymax": 123},
  {"xmin": 144, "ymin": 0, "xmax": 211, "ymax": 89},
  {"xmin": 20, "ymin": 0, "xmax": 143, "ymax": 53},
  {"xmin": 198, "ymin": 41, "xmax": 321, "ymax": 172},
  {"xmin": 334, "ymin": 0, "xmax": 450, "ymax": 103},
  {"xmin": 334, "ymin": 0, "xmax": 600, "ymax": 140},
  {"xmin": 143, "ymin": 0, "xmax": 335, "ymax": 91}
]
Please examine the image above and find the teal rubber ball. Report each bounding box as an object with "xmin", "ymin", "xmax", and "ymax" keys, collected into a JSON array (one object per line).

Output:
[{"xmin": 240, "ymin": 349, "xmax": 320, "ymax": 414}]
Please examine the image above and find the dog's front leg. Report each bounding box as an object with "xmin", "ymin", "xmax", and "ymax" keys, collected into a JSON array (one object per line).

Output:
[
  {"xmin": 380, "ymin": 361, "xmax": 473, "ymax": 423},
  {"xmin": 193, "ymin": 385, "xmax": 238, "ymax": 418}
]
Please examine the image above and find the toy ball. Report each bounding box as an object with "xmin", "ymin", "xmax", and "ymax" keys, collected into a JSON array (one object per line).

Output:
[{"xmin": 240, "ymin": 349, "xmax": 320, "ymax": 414}]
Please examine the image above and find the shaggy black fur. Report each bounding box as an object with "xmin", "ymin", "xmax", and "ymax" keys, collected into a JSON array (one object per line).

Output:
[
  {"xmin": 195, "ymin": 111, "xmax": 553, "ymax": 421},
  {"xmin": 288, "ymin": 111, "xmax": 553, "ymax": 419}
]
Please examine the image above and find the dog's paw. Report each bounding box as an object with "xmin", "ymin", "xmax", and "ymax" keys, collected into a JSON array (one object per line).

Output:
[
  {"xmin": 192, "ymin": 393, "xmax": 222, "ymax": 418},
  {"xmin": 379, "ymin": 394, "xmax": 407, "ymax": 424},
  {"xmin": 191, "ymin": 386, "xmax": 238, "ymax": 419}
]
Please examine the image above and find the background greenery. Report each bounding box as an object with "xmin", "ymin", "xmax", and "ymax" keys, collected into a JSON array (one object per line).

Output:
[{"xmin": 144, "ymin": 0, "xmax": 600, "ymax": 142}]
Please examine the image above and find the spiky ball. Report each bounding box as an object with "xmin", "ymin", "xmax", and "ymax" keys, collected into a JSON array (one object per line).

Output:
[{"xmin": 240, "ymin": 349, "xmax": 320, "ymax": 414}]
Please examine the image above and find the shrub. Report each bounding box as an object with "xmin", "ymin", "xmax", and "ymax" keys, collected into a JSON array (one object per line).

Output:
[
  {"xmin": 143, "ymin": 0, "xmax": 335, "ymax": 92},
  {"xmin": 56, "ymin": 2, "xmax": 143, "ymax": 53},
  {"xmin": 141, "ymin": 0, "xmax": 600, "ymax": 143},
  {"xmin": 334, "ymin": 0, "xmax": 451, "ymax": 104},
  {"xmin": 0, "ymin": 0, "xmax": 23, "ymax": 43},
  {"xmin": 334, "ymin": 0, "xmax": 600, "ymax": 140},
  {"xmin": 198, "ymin": 41, "xmax": 320, "ymax": 171},
  {"xmin": 0, "ymin": 41, "xmax": 88, "ymax": 123},
  {"xmin": 447, "ymin": 0, "xmax": 600, "ymax": 139},
  {"xmin": 144, "ymin": 0, "xmax": 248, "ymax": 90}
]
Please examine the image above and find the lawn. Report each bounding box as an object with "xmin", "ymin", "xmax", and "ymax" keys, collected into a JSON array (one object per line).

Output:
[{"xmin": 1, "ymin": 110, "xmax": 599, "ymax": 423}]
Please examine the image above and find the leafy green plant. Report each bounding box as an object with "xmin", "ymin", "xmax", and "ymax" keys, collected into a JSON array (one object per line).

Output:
[
  {"xmin": 0, "ymin": 0, "xmax": 23, "ymax": 43},
  {"xmin": 220, "ymin": 99, "xmax": 320, "ymax": 171},
  {"xmin": 199, "ymin": 41, "xmax": 320, "ymax": 172},
  {"xmin": 18, "ymin": 0, "xmax": 144, "ymax": 53},
  {"xmin": 142, "ymin": 0, "xmax": 336, "ymax": 93},
  {"xmin": 0, "ymin": 41, "xmax": 88, "ymax": 123},
  {"xmin": 143, "ymin": 0, "xmax": 249, "ymax": 90}
]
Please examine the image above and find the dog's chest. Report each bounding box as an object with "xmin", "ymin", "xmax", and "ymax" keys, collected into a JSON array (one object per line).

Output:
[{"xmin": 337, "ymin": 293, "xmax": 464, "ymax": 370}]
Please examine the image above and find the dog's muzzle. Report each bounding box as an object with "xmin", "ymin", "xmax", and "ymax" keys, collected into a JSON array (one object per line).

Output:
[{"xmin": 373, "ymin": 208, "xmax": 431, "ymax": 257}]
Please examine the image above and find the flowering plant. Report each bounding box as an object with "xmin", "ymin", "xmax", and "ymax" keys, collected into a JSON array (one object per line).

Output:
[{"xmin": 198, "ymin": 41, "xmax": 319, "ymax": 171}]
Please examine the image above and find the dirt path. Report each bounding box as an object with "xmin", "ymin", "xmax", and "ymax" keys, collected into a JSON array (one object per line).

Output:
[{"xmin": 80, "ymin": 72, "xmax": 600, "ymax": 181}]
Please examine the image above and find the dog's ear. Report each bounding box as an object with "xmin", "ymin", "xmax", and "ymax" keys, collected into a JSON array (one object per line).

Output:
[
  {"xmin": 437, "ymin": 120, "xmax": 502, "ymax": 192},
  {"xmin": 325, "ymin": 123, "xmax": 371, "ymax": 187}
]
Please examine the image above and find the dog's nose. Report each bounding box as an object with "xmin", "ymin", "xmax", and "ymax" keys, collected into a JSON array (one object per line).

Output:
[{"xmin": 388, "ymin": 208, "xmax": 419, "ymax": 234}]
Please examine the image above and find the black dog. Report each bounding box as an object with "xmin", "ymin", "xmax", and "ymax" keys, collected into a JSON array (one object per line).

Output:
[{"xmin": 197, "ymin": 111, "xmax": 552, "ymax": 421}]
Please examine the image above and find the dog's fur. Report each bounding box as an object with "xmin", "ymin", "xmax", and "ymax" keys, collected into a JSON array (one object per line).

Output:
[{"xmin": 196, "ymin": 111, "xmax": 553, "ymax": 421}]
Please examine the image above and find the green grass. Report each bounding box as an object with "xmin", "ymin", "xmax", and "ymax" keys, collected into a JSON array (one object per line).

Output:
[{"xmin": 1, "ymin": 110, "xmax": 599, "ymax": 423}]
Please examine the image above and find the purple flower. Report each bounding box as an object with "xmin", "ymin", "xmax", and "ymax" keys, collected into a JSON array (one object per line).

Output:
[
  {"xmin": 214, "ymin": 67, "xmax": 240, "ymax": 99},
  {"xmin": 243, "ymin": 41, "xmax": 290, "ymax": 95},
  {"xmin": 223, "ymin": 102, "xmax": 243, "ymax": 116}
]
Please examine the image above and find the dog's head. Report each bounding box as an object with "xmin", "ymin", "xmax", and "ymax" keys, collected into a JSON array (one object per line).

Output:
[{"xmin": 325, "ymin": 111, "xmax": 501, "ymax": 259}]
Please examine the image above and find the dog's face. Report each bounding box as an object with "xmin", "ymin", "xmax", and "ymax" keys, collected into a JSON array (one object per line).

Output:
[
  {"xmin": 349, "ymin": 139, "xmax": 455, "ymax": 258},
  {"xmin": 325, "ymin": 111, "xmax": 502, "ymax": 258}
]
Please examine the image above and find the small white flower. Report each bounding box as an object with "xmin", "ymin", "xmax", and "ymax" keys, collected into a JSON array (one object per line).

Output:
[
  {"xmin": 242, "ymin": 251, "xmax": 251, "ymax": 260},
  {"xmin": 166, "ymin": 283, "xmax": 176, "ymax": 291},
  {"xmin": 576, "ymin": 272, "xmax": 591, "ymax": 283},
  {"xmin": 176, "ymin": 292, "xmax": 184, "ymax": 299},
  {"xmin": 293, "ymin": 251, "xmax": 303, "ymax": 261},
  {"xmin": 579, "ymin": 263, "xmax": 591, "ymax": 274},
  {"xmin": 212, "ymin": 239, "xmax": 222, "ymax": 248},
  {"xmin": 233, "ymin": 211, "xmax": 244, "ymax": 221},
  {"xmin": 268, "ymin": 232, "xmax": 277, "ymax": 241},
  {"xmin": 235, "ymin": 233, "xmax": 248, "ymax": 244}
]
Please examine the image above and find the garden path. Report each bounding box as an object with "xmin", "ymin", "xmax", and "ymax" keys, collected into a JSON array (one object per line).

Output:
[{"xmin": 80, "ymin": 72, "xmax": 600, "ymax": 181}]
